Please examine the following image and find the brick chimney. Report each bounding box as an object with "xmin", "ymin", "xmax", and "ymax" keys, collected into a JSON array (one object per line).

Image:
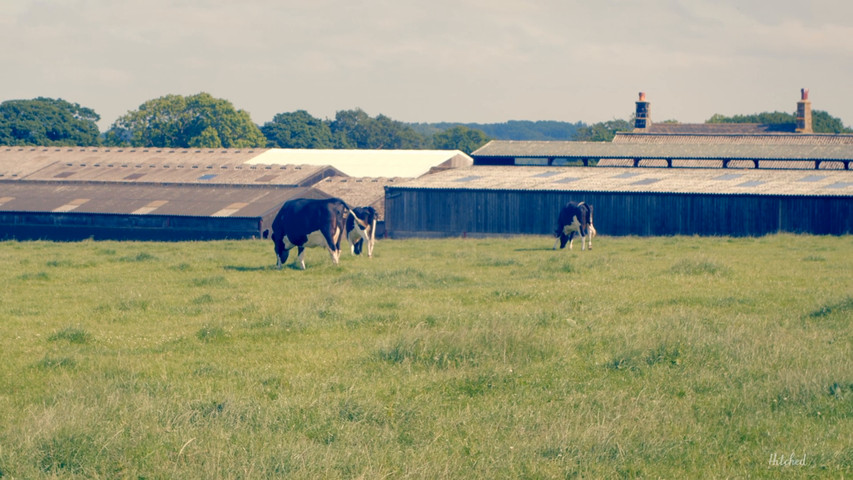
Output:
[
  {"xmin": 796, "ymin": 88, "xmax": 812, "ymax": 133},
  {"xmin": 635, "ymin": 92, "xmax": 650, "ymax": 130}
]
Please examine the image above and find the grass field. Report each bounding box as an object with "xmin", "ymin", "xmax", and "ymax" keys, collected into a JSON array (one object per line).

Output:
[{"xmin": 0, "ymin": 234, "xmax": 851, "ymax": 478}]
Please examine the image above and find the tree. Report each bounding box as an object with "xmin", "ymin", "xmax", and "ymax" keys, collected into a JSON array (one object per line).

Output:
[
  {"xmin": 0, "ymin": 97, "xmax": 101, "ymax": 146},
  {"xmin": 261, "ymin": 110, "xmax": 334, "ymax": 148},
  {"xmin": 103, "ymin": 93, "xmax": 265, "ymax": 148},
  {"xmin": 329, "ymin": 108, "xmax": 427, "ymax": 149},
  {"xmin": 431, "ymin": 125, "xmax": 490, "ymax": 154},
  {"xmin": 812, "ymin": 111, "xmax": 853, "ymax": 133},
  {"xmin": 371, "ymin": 114, "xmax": 426, "ymax": 149},
  {"xmin": 706, "ymin": 110, "xmax": 852, "ymax": 133},
  {"xmin": 572, "ymin": 119, "xmax": 633, "ymax": 142},
  {"xmin": 328, "ymin": 108, "xmax": 369, "ymax": 148}
]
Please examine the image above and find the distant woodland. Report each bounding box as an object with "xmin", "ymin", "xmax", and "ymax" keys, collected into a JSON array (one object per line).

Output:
[{"xmin": 1, "ymin": 93, "xmax": 851, "ymax": 154}]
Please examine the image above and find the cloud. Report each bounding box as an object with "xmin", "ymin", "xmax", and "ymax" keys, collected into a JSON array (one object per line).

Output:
[{"xmin": 2, "ymin": 0, "xmax": 852, "ymax": 129}]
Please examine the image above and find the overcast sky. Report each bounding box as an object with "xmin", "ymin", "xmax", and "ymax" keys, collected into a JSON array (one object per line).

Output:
[{"xmin": 3, "ymin": 0, "xmax": 852, "ymax": 131}]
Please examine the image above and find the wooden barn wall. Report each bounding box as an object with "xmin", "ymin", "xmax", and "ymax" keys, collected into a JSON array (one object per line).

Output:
[{"xmin": 384, "ymin": 188, "xmax": 852, "ymax": 238}]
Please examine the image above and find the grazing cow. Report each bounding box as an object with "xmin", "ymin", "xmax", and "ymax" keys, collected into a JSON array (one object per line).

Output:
[
  {"xmin": 271, "ymin": 197, "xmax": 366, "ymax": 270},
  {"xmin": 346, "ymin": 206, "xmax": 378, "ymax": 257},
  {"xmin": 554, "ymin": 201, "xmax": 596, "ymax": 251}
]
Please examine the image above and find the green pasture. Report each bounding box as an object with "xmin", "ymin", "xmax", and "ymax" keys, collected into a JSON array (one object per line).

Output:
[{"xmin": 0, "ymin": 234, "xmax": 850, "ymax": 478}]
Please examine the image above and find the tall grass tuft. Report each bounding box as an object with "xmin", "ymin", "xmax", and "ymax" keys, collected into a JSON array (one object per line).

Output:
[{"xmin": 47, "ymin": 327, "xmax": 91, "ymax": 344}]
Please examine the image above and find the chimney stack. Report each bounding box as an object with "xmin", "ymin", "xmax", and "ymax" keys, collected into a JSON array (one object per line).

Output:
[
  {"xmin": 635, "ymin": 92, "xmax": 650, "ymax": 130},
  {"xmin": 796, "ymin": 88, "xmax": 812, "ymax": 133}
]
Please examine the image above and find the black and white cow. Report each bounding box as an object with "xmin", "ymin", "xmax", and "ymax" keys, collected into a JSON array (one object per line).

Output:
[
  {"xmin": 346, "ymin": 206, "xmax": 378, "ymax": 257},
  {"xmin": 271, "ymin": 197, "xmax": 368, "ymax": 270},
  {"xmin": 554, "ymin": 201, "xmax": 596, "ymax": 251}
]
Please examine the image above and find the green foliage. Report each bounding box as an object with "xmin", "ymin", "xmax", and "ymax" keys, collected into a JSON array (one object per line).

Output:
[
  {"xmin": 707, "ymin": 110, "xmax": 796, "ymax": 126},
  {"xmin": 430, "ymin": 125, "xmax": 491, "ymax": 154},
  {"xmin": 707, "ymin": 110, "xmax": 852, "ymax": 133},
  {"xmin": 261, "ymin": 110, "xmax": 334, "ymax": 148},
  {"xmin": 0, "ymin": 97, "xmax": 101, "ymax": 146},
  {"xmin": 329, "ymin": 108, "xmax": 427, "ymax": 149},
  {"xmin": 262, "ymin": 109, "xmax": 493, "ymax": 151},
  {"xmin": 573, "ymin": 118, "xmax": 633, "ymax": 141},
  {"xmin": 415, "ymin": 120, "xmax": 584, "ymax": 141},
  {"xmin": 812, "ymin": 110, "xmax": 853, "ymax": 133},
  {"xmin": 103, "ymin": 92, "xmax": 266, "ymax": 148}
]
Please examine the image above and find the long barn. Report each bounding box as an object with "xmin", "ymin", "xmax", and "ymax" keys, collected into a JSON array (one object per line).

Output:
[{"xmin": 384, "ymin": 166, "xmax": 853, "ymax": 237}]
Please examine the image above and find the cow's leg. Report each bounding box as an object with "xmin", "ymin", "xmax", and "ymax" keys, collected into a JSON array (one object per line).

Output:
[
  {"xmin": 333, "ymin": 225, "xmax": 343, "ymax": 264},
  {"xmin": 274, "ymin": 236, "xmax": 289, "ymax": 269},
  {"xmin": 321, "ymin": 225, "xmax": 342, "ymax": 266},
  {"xmin": 555, "ymin": 231, "xmax": 570, "ymax": 249},
  {"xmin": 326, "ymin": 244, "xmax": 341, "ymax": 265},
  {"xmin": 349, "ymin": 215, "xmax": 369, "ymax": 256},
  {"xmin": 297, "ymin": 246, "xmax": 307, "ymax": 270},
  {"xmin": 329, "ymin": 247, "xmax": 341, "ymax": 265},
  {"xmin": 588, "ymin": 225, "xmax": 596, "ymax": 250},
  {"xmin": 367, "ymin": 219, "xmax": 376, "ymax": 257}
]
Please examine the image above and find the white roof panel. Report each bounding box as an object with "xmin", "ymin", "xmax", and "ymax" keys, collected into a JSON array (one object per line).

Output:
[{"xmin": 246, "ymin": 149, "xmax": 472, "ymax": 178}]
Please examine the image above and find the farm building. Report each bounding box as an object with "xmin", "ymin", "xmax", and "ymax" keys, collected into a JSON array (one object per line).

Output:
[
  {"xmin": 0, "ymin": 147, "xmax": 471, "ymax": 241},
  {"xmin": 385, "ymin": 90, "xmax": 853, "ymax": 238},
  {"xmin": 383, "ymin": 166, "xmax": 853, "ymax": 238},
  {"xmin": 606, "ymin": 89, "xmax": 853, "ymax": 168}
]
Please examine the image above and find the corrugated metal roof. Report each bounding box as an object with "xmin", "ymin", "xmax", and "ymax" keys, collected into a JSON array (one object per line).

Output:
[
  {"xmin": 389, "ymin": 166, "xmax": 853, "ymax": 197},
  {"xmin": 614, "ymin": 132, "xmax": 853, "ymax": 145},
  {"xmin": 1, "ymin": 146, "xmax": 471, "ymax": 186},
  {"xmin": 0, "ymin": 182, "xmax": 317, "ymax": 218},
  {"xmin": 0, "ymin": 146, "xmax": 266, "ymax": 177},
  {"xmin": 639, "ymin": 123, "xmax": 795, "ymax": 134},
  {"xmin": 312, "ymin": 176, "xmax": 403, "ymax": 219},
  {"xmin": 0, "ymin": 147, "xmax": 343, "ymax": 186},
  {"xmin": 21, "ymin": 161, "xmax": 341, "ymax": 186},
  {"xmin": 471, "ymin": 140, "xmax": 853, "ymax": 162}
]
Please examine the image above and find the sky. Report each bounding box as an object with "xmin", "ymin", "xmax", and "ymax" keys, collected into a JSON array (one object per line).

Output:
[{"xmin": 3, "ymin": 0, "xmax": 853, "ymax": 132}]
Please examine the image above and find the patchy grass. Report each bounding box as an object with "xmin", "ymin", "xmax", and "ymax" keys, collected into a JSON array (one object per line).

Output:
[{"xmin": 0, "ymin": 234, "xmax": 851, "ymax": 478}]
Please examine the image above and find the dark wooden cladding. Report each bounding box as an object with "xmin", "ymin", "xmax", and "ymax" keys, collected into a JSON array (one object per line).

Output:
[{"xmin": 385, "ymin": 187, "xmax": 853, "ymax": 238}]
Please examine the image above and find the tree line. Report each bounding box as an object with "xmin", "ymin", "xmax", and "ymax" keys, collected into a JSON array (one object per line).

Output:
[{"xmin": 2, "ymin": 93, "xmax": 851, "ymax": 154}]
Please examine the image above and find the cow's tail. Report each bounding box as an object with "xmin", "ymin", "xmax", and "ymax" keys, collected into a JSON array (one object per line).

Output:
[{"xmin": 346, "ymin": 205, "xmax": 369, "ymax": 240}]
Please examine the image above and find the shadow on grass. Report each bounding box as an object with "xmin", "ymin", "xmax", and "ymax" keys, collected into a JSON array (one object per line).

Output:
[{"xmin": 223, "ymin": 265, "xmax": 276, "ymax": 272}]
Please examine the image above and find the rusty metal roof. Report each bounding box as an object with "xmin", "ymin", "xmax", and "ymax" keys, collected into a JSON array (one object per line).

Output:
[{"xmin": 389, "ymin": 166, "xmax": 853, "ymax": 197}]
